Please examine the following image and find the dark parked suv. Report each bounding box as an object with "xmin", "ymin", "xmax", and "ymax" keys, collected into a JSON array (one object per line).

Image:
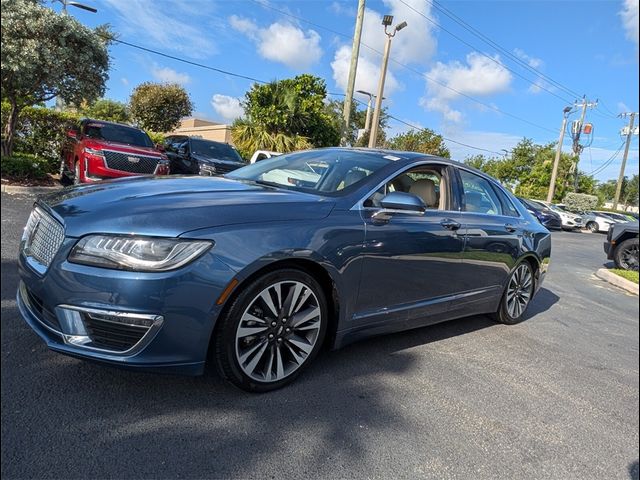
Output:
[
  {"xmin": 164, "ymin": 136, "xmax": 245, "ymax": 175},
  {"xmin": 604, "ymin": 221, "xmax": 639, "ymax": 271},
  {"xmin": 61, "ymin": 119, "xmax": 169, "ymax": 184}
]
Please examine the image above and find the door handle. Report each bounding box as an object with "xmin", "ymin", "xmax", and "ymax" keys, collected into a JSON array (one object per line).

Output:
[
  {"xmin": 504, "ymin": 223, "xmax": 518, "ymax": 233},
  {"xmin": 440, "ymin": 218, "xmax": 461, "ymax": 231}
]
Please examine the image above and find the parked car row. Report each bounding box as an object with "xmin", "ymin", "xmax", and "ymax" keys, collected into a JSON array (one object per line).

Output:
[
  {"xmin": 515, "ymin": 196, "xmax": 637, "ymax": 234},
  {"xmin": 60, "ymin": 118, "xmax": 260, "ymax": 185}
]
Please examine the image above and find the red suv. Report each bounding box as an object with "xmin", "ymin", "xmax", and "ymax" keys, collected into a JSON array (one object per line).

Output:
[{"xmin": 60, "ymin": 119, "xmax": 170, "ymax": 184}]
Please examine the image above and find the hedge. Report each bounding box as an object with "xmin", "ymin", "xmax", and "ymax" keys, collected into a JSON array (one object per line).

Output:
[
  {"xmin": 1, "ymin": 103, "xmax": 79, "ymax": 173},
  {"xmin": 1, "ymin": 153, "xmax": 51, "ymax": 180},
  {"xmin": 562, "ymin": 192, "xmax": 599, "ymax": 212}
]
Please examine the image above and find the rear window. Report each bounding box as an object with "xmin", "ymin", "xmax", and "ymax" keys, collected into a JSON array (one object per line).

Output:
[{"xmin": 84, "ymin": 123, "xmax": 153, "ymax": 148}]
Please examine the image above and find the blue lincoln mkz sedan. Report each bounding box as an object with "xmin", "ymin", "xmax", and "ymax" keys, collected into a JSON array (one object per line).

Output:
[{"xmin": 17, "ymin": 148, "xmax": 551, "ymax": 391}]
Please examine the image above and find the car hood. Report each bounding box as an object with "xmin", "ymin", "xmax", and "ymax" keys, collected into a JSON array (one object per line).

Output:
[
  {"xmin": 87, "ymin": 140, "xmax": 162, "ymax": 157},
  {"xmin": 40, "ymin": 176, "xmax": 335, "ymax": 238}
]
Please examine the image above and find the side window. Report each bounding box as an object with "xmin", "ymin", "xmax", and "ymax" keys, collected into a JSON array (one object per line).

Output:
[
  {"xmin": 459, "ymin": 170, "xmax": 503, "ymax": 216},
  {"xmin": 491, "ymin": 184, "xmax": 520, "ymax": 217},
  {"xmin": 364, "ymin": 165, "xmax": 446, "ymax": 210}
]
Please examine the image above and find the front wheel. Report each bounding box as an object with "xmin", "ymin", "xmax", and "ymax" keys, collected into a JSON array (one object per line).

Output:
[
  {"xmin": 214, "ymin": 269, "xmax": 328, "ymax": 392},
  {"xmin": 614, "ymin": 238, "xmax": 639, "ymax": 271},
  {"xmin": 73, "ymin": 160, "xmax": 82, "ymax": 185},
  {"xmin": 493, "ymin": 262, "xmax": 534, "ymax": 325},
  {"xmin": 587, "ymin": 222, "xmax": 599, "ymax": 233}
]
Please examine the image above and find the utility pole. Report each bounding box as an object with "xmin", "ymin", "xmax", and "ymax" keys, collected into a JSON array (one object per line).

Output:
[
  {"xmin": 369, "ymin": 15, "xmax": 407, "ymax": 148},
  {"xmin": 613, "ymin": 112, "xmax": 638, "ymax": 210},
  {"xmin": 569, "ymin": 96, "xmax": 597, "ymax": 191},
  {"xmin": 341, "ymin": 0, "xmax": 366, "ymax": 146},
  {"xmin": 547, "ymin": 106, "xmax": 573, "ymax": 202}
]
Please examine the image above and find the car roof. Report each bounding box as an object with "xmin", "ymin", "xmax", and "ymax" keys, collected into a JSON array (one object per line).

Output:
[{"xmin": 82, "ymin": 118, "xmax": 143, "ymax": 131}]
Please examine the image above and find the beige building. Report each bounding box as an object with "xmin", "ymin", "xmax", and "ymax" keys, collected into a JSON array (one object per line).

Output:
[{"xmin": 169, "ymin": 118, "xmax": 233, "ymax": 144}]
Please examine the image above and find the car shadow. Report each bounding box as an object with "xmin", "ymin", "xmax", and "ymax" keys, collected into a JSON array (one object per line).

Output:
[
  {"xmin": 1, "ymin": 276, "xmax": 560, "ymax": 479},
  {"xmin": 0, "ymin": 258, "xmax": 18, "ymax": 302}
]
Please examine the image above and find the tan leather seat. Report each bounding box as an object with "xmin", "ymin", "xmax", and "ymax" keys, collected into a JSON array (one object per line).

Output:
[
  {"xmin": 343, "ymin": 169, "xmax": 367, "ymax": 187},
  {"xmin": 409, "ymin": 179, "xmax": 438, "ymax": 208}
]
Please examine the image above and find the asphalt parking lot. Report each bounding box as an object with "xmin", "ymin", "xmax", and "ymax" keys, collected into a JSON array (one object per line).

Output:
[{"xmin": 1, "ymin": 192, "xmax": 638, "ymax": 480}]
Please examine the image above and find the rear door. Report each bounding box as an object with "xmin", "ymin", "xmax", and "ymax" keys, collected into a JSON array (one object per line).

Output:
[{"xmin": 454, "ymin": 168, "xmax": 524, "ymax": 311}]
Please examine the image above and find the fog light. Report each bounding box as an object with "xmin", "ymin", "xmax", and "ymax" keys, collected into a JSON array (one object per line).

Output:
[{"xmin": 56, "ymin": 307, "xmax": 88, "ymax": 335}]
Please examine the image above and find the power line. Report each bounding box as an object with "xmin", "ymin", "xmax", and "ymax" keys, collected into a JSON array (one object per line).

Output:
[
  {"xmin": 588, "ymin": 141, "xmax": 625, "ymax": 177},
  {"xmin": 106, "ymin": 33, "xmax": 543, "ymax": 157},
  {"xmin": 108, "ymin": 37, "xmax": 267, "ymax": 84},
  {"xmin": 397, "ymin": 0, "xmax": 575, "ymax": 104},
  {"xmin": 427, "ymin": 0, "xmax": 584, "ymax": 100},
  {"xmin": 249, "ymin": 0, "xmax": 559, "ymax": 136}
]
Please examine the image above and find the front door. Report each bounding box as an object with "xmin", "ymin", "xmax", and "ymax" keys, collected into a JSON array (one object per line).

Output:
[{"xmin": 354, "ymin": 165, "xmax": 467, "ymax": 329}]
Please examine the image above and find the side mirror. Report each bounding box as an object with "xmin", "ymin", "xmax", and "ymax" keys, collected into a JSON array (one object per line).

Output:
[
  {"xmin": 67, "ymin": 129, "xmax": 79, "ymax": 139},
  {"xmin": 380, "ymin": 191, "xmax": 426, "ymax": 213},
  {"xmin": 177, "ymin": 147, "xmax": 186, "ymax": 155},
  {"xmin": 155, "ymin": 143, "xmax": 166, "ymax": 152}
]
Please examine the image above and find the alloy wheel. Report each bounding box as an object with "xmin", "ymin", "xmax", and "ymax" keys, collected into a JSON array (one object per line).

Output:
[
  {"xmin": 588, "ymin": 222, "xmax": 598, "ymax": 233},
  {"xmin": 73, "ymin": 161, "xmax": 81, "ymax": 185},
  {"xmin": 620, "ymin": 244, "xmax": 639, "ymax": 271},
  {"xmin": 506, "ymin": 264, "xmax": 533, "ymax": 319},
  {"xmin": 234, "ymin": 280, "xmax": 322, "ymax": 383}
]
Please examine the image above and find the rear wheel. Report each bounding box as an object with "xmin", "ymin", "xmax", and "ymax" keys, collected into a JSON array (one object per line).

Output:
[
  {"xmin": 587, "ymin": 222, "xmax": 599, "ymax": 233},
  {"xmin": 214, "ymin": 269, "xmax": 327, "ymax": 392},
  {"xmin": 493, "ymin": 262, "xmax": 534, "ymax": 325},
  {"xmin": 614, "ymin": 238, "xmax": 639, "ymax": 271},
  {"xmin": 59, "ymin": 158, "xmax": 72, "ymax": 186}
]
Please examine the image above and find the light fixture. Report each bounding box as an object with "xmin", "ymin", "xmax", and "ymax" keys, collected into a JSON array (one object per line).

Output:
[{"xmin": 382, "ymin": 15, "xmax": 394, "ymax": 26}]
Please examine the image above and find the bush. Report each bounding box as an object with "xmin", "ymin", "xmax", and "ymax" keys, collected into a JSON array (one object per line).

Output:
[
  {"xmin": 1, "ymin": 153, "xmax": 51, "ymax": 181},
  {"xmin": 562, "ymin": 192, "xmax": 598, "ymax": 212},
  {"xmin": 1, "ymin": 103, "xmax": 79, "ymax": 173}
]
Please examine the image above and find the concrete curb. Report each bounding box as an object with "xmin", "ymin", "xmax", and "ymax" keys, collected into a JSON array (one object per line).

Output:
[
  {"xmin": 595, "ymin": 268, "xmax": 639, "ymax": 295},
  {"xmin": 1, "ymin": 184, "xmax": 62, "ymax": 195}
]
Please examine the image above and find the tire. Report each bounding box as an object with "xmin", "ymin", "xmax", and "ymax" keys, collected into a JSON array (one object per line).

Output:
[
  {"xmin": 587, "ymin": 222, "xmax": 599, "ymax": 233},
  {"xmin": 73, "ymin": 160, "xmax": 81, "ymax": 185},
  {"xmin": 614, "ymin": 238, "xmax": 639, "ymax": 271},
  {"xmin": 59, "ymin": 158, "xmax": 72, "ymax": 186},
  {"xmin": 492, "ymin": 261, "xmax": 535, "ymax": 325},
  {"xmin": 214, "ymin": 269, "xmax": 328, "ymax": 392}
]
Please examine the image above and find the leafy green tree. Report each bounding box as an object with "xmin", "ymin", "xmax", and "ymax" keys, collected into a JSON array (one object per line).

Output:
[
  {"xmin": 129, "ymin": 82, "xmax": 193, "ymax": 133},
  {"xmin": 386, "ymin": 129, "xmax": 450, "ymax": 158},
  {"xmin": 81, "ymin": 98, "xmax": 130, "ymax": 123},
  {"xmin": 236, "ymin": 75, "xmax": 340, "ymax": 151},
  {"xmin": 231, "ymin": 119, "xmax": 311, "ymax": 159},
  {"xmin": 1, "ymin": 0, "xmax": 111, "ymax": 156}
]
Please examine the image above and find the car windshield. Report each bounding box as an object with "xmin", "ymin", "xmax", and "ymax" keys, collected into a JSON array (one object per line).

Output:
[
  {"xmin": 227, "ymin": 150, "xmax": 394, "ymax": 194},
  {"xmin": 84, "ymin": 122, "xmax": 154, "ymax": 148},
  {"xmin": 191, "ymin": 138, "xmax": 244, "ymax": 163},
  {"xmin": 523, "ymin": 199, "xmax": 546, "ymax": 210}
]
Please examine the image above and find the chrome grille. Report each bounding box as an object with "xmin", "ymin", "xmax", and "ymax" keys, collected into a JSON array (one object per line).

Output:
[
  {"xmin": 103, "ymin": 150, "xmax": 159, "ymax": 174},
  {"xmin": 214, "ymin": 162, "xmax": 243, "ymax": 174},
  {"xmin": 22, "ymin": 207, "xmax": 65, "ymax": 269}
]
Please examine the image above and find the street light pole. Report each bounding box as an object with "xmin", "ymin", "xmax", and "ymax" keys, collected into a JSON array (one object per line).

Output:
[
  {"xmin": 368, "ymin": 16, "xmax": 407, "ymax": 148},
  {"xmin": 56, "ymin": 0, "xmax": 98, "ymax": 14}
]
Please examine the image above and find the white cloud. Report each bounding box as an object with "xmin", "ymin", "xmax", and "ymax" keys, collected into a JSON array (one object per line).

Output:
[
  {"xmin": 513, "ymin": 48, "xmax": 544, "ymax": 69},
  {"xmin": 150, "ymin": 64, "xmax": 190, "ymax": 85},
  {"xmin": 620, "ymin": 0, "xmax": 639, "ymax": 48},
  {"xmin": 331, "ymin": 45, "xmax": 400, "ymax": 98},
  {"xmin": 121, "ymin": 77, "xmax": 129, "ymax": 86},
  {"xmin": 103, "ymin": 0, "xmax": 215, "ymax": 58},
  {"xmin": 211, "ymin": 94, "xmax": 244, "ymax": 122},
  {"xmin": 420, "ymin": 52, "xmax": 513, "ymax": 123},
  {"xmin": 230, "ymin": 16, "xmax": 323, "ymax": 69}
]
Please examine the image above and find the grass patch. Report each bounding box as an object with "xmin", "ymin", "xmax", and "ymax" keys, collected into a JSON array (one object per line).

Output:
[{"xmin": 611, "ymin": 269, "xmax": 639, "ymax": 284}]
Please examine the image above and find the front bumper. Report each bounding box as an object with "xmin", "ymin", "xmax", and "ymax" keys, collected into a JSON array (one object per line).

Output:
[{"xmin": 17, "ymin": 241, "xmax": 237, "ymax": 375}]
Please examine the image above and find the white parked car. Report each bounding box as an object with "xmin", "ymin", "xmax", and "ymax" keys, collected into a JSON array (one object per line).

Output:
[
  {"xmin": 537, "ymin": 201, "xmax": 584, "ymax": 231},
  {"xmin": 249, "ymin": 150, "xmax": 282, "ymax": 164},
  {"xmin": 582, "ymin": 211, "xmax": 617, "ymax": 233}
]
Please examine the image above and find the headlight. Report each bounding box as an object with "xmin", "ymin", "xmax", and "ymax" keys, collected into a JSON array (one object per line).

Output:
[
  {"xmin": 84, "ymin": 147, "xmax": 104, "ymax": 156},
  {"xmin": 69, "ymin": 235, "xmax": 213, "ymax": 271}
]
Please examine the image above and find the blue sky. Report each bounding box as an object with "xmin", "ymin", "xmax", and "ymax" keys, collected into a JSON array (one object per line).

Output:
[{"xmin": 57, "ymin": 0, "xmax": 639, "ymax": 181}]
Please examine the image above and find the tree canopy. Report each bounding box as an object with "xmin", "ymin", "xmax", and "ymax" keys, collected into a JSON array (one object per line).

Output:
[
  {"xmin": 1, "ymin": 0, "xmax": 111, "ymax": 155},
  {"xmin": 81, "ymin": 98, "xmax": 130, "ymax": 123},
  {"xmin": 386, "ymin": 129, "xmax": 450, "ymax": 158},
  {"xmin": 129, "ymin": 82, "xmax": 193, "ymax": 133}
]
